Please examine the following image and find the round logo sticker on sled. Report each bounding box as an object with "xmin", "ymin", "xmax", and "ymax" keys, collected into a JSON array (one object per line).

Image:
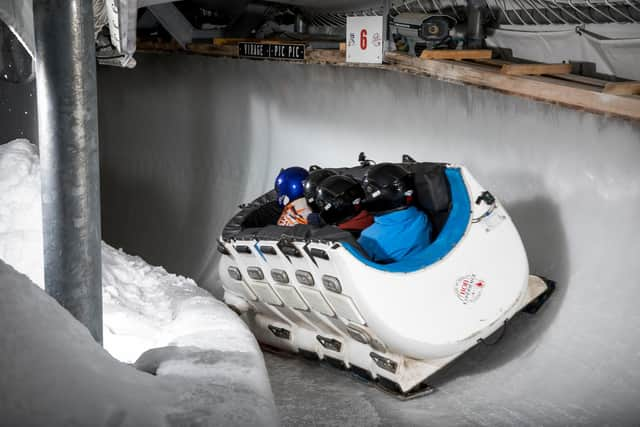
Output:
[{"xmin": 455, "ymin": 274, "xmax": 485, "ymax": 304}]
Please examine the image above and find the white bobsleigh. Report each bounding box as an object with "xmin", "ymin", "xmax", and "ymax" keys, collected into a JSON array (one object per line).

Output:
[{"xmin": 218, "ymin": 160, "xmax": 554, "ymax": 396}]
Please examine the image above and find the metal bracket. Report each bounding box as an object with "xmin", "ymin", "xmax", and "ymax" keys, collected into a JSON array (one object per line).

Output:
[{"xmin": 147, "ymin": 2, "xmax": 223, "ymax": 48}]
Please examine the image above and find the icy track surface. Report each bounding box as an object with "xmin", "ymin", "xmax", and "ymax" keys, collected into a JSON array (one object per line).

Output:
[{"xmin": 0, "ymin": 139, "xmax": 279, "ymax": 426}]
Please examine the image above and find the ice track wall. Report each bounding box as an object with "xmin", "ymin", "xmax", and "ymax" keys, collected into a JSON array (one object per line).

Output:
[{"xmin": 97, "ymin": 53, "xmax": 640, "ymax": 424}]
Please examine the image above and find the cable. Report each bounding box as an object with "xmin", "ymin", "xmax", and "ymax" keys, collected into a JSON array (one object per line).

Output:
[{"xmin": 472, "ymin": 204, "xmax": 496, "ymax": 223}]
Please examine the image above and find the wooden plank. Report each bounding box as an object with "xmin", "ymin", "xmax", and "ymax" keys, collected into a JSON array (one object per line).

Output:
[
  {"xmin": 471, "ymin": 58, "xmax": 509, "ymax": 67},
  {"xmin": 306, "ymin": 48, "xmax": 347, "ymax": 64},
  {"xmin": 461, "ymin": 61, "xmax": 601, "ymax": 92},
  {"xmin": 522, "ymin": 74, "xmax": 607, "ymax": 93},
  {"xmin": 134, "ymin": 41, "xmax": 640, "ymax": 121},
  {"xmin": 549, "ymin": 73, "xmax": 607, "ymax": 89},
  {"xmin": 186, "ymin": 43, "xmax": 238, "ymax": 57},
  {"xmin": 419, "ymin": 49, "xmax": 492, "ymax": 60},
  {"xmin": 213, "ymin": 38, "xmax": 301, "ymax": 47},
  {"xmin": 460, "ymin": 59, "xmax": 505, "ymax": 72},
  {"xmin": 603, "ymin": 81, "xmax": 640, "ymax": 96},
  {"xmin": 385, "ymin": 52, "xmax": 640, "ymax": 121},
  {"xmin": 473, "ymin": 59, "xmax": 609, "ymax": 88},
  {"xmin": 213, "ymin": 38, "xmax": 255, "ymax": 46},
  {"xmin": 137, "ymin": 39, "xmax": 184, "ymax": 52},
  {"xmin": 501, "ymin": 63, "xmax": 572, "ymax": 76},
  {"xmin": 460, "ymin": 59, "xmax": 594, "ymax": 90}
]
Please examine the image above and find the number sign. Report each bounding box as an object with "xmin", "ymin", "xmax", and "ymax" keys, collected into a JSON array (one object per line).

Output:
[{"xmin": 346, "ymin": 16, "xmax": 384, "ymax": 64}]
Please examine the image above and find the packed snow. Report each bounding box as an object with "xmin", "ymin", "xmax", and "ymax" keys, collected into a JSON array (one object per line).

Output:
[
  {"xmin": 0, "ymin": 259, "xmax": 279, "ymax": 426},
  {"xmin": 0, "ymin": 138, "xmax": 258, "ymax": 363},
  {"xmin": 102, "ymin": 243, "xmax": 258, "ymax": 363},
  {"xmin": 0, "ymin": 139, "xmax": 44, "ymax": 286},
  {"xmin": 0, "ymin": 139, "xmax": 278, "ymax": 425}
]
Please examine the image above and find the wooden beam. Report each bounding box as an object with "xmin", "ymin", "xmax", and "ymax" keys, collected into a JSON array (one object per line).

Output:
[
  {"xmin": 603, "ymin": 81, "xmax": 640, "ymax": 96},
  {"xmin": 549, "ymin": 73, "xmax": 608, "ymax": 88},
  {"xmin": 187, "ymin": 43, "xmax": 238, "ymax": 57},
  {"xmin": 385, "ymin": 52, "xmax": 640, "ymax": 121},
  {"xmin": 134, "ymin": 41, "xmax": 640, "ymax": 121},
  {"xmin": 473, "ymin": 59, "xmax": 610, "ymax": 88},
  {"xmin": 306, "ymin": 48, "xmax": 347, "ymax": 64},
  {"xmin": 212, "ymin": 38, "xmax": 303, "ymax": 47},
  {"xmin": 419, "ymin": 49, "xmax": 492, "ymax": 60},
  {"xmin": 213, "ymin": 38, "xmax": 257, "ymax": 46},
  {"xmin": 472, "ymin": 58, "xmax": 510, "ymax": 66},
  {"xmin": 137, "ymin": 39, "xmax": 239, "ymax": 57},
  {"xmin": 501, "ymin": 63, "xmax": 572, "ymax": 76}
]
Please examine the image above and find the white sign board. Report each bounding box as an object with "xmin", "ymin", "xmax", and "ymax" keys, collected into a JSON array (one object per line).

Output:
[{"xmin": 346, "ymin": 16, "xmax": 384, "ymax": 64}]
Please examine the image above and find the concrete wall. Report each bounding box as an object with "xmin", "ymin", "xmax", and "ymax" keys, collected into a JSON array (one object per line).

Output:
[{"xmin": 97, "ymin": 53, "xmax": 640, "ymax": 424}]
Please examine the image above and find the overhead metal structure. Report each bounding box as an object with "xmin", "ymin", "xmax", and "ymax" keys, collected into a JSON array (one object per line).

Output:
[
  {"xmin": 146, "ymin": 2, "xmax": 225, "ymax": 48},
  {"xmin": 290, "ymin": 0, "xmax": 640, "ymax": 26},
  {"xmin": 64, "ymin": 0, "xmax": 640, "ymax": 72}
]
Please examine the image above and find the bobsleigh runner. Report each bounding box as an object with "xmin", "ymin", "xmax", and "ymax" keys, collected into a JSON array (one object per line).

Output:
[{"xmin": 217, "ymin": 156, "xmax": 555, "ymax": 398}]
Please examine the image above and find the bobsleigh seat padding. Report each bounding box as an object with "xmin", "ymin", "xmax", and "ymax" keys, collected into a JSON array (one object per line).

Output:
[{"xmin": 342, "ymin": 168, "xmax": 470, "ymax": 273}]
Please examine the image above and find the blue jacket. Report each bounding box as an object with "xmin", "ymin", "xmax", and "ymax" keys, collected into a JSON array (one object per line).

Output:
[{"xmin": 357, "ymin": 206, "xmax": 432, "ymax": 264}]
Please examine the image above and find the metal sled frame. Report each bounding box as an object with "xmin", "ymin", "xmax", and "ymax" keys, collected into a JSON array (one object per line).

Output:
[{"xmin": 226, "ymin": 273, "xmax": 553, "ymax": 396}]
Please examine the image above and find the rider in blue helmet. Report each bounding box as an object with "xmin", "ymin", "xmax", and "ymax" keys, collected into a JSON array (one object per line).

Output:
[{"xmin": 275, "ymin": 167, "xmax": 312, "ymax": 226}]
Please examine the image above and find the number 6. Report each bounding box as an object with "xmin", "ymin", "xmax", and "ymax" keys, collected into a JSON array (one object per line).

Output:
[{"xmin": 360, "ymin": 29, "xmax": 367, "ymax": 50}]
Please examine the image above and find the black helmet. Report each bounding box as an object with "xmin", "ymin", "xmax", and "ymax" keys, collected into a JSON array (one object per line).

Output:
[
  {"xmin": 362, "ymin": 163, "xmax": 414, "ymax": 214},
  {"xmin": 304, "ymin": 168, "xmax": 336, "ymax": 211},
  {"xmin": 315, "ymin": 175, "xmax": 365, "ymax": 224}
]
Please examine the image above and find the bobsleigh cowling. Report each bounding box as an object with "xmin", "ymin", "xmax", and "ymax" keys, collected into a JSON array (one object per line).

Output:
[{"xmin": 217, "ymin": 160, "xmax": 553, "ymax": 397}]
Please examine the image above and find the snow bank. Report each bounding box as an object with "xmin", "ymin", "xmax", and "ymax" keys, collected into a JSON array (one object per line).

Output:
[
  {"xmin": 102, "ymin": 243, "xmax": 258, "ymax": 363},
  {"xmin": 0, "ymin": 138, "xmax": 257, "ymax": 363},
  {"xmin": 0, "ymin": 259, "xmax": 278, "ymax": 426},
  {"xmin": 0, "ymin": 139, "xmax": 44, "ymax": 286},
  {"xmin": 0, "ymin": 139, "xmax": 278, "ymax": 426}
]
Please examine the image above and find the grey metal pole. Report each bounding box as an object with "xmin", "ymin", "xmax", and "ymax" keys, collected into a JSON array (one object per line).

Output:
[
  {"xmin": 465, "ymin": 0, "xmax": 486, "ymax": 49},
  {"xmin": 33, "ymin": 0, "xmax": 103, "ymax": 343},
  {"xmin": 383, "ymin": 0, "xmax": 391, "ymax": 50}
]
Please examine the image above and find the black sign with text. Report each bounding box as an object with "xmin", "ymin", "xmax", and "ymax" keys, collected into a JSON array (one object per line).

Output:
[{"xmin": 238, "ymin": 42, "xmax": 305, "ymax": 60}]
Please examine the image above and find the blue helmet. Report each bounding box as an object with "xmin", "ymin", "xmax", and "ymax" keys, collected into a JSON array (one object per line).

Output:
[{"xmin": 275, "ymin": 166, "xmax": 309, "ymax": 207}]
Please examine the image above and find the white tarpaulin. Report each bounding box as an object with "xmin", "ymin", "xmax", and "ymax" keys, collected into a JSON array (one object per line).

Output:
[{"xmin": 487, "ymin": 23, "xmax": 640, "ymax": 80}]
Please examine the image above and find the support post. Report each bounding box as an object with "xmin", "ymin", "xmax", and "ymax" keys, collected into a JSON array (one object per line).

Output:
[
  {"xmin": 465, "ymin": 0, "xmax": 486, "ymax": 49},
  {"xmin": 33, "ymin": 0, "xmax": 103, "ymax": 343},
  {"xmin": 383, "ymin": 0, "xmax": 391, "ymax": 50}
]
